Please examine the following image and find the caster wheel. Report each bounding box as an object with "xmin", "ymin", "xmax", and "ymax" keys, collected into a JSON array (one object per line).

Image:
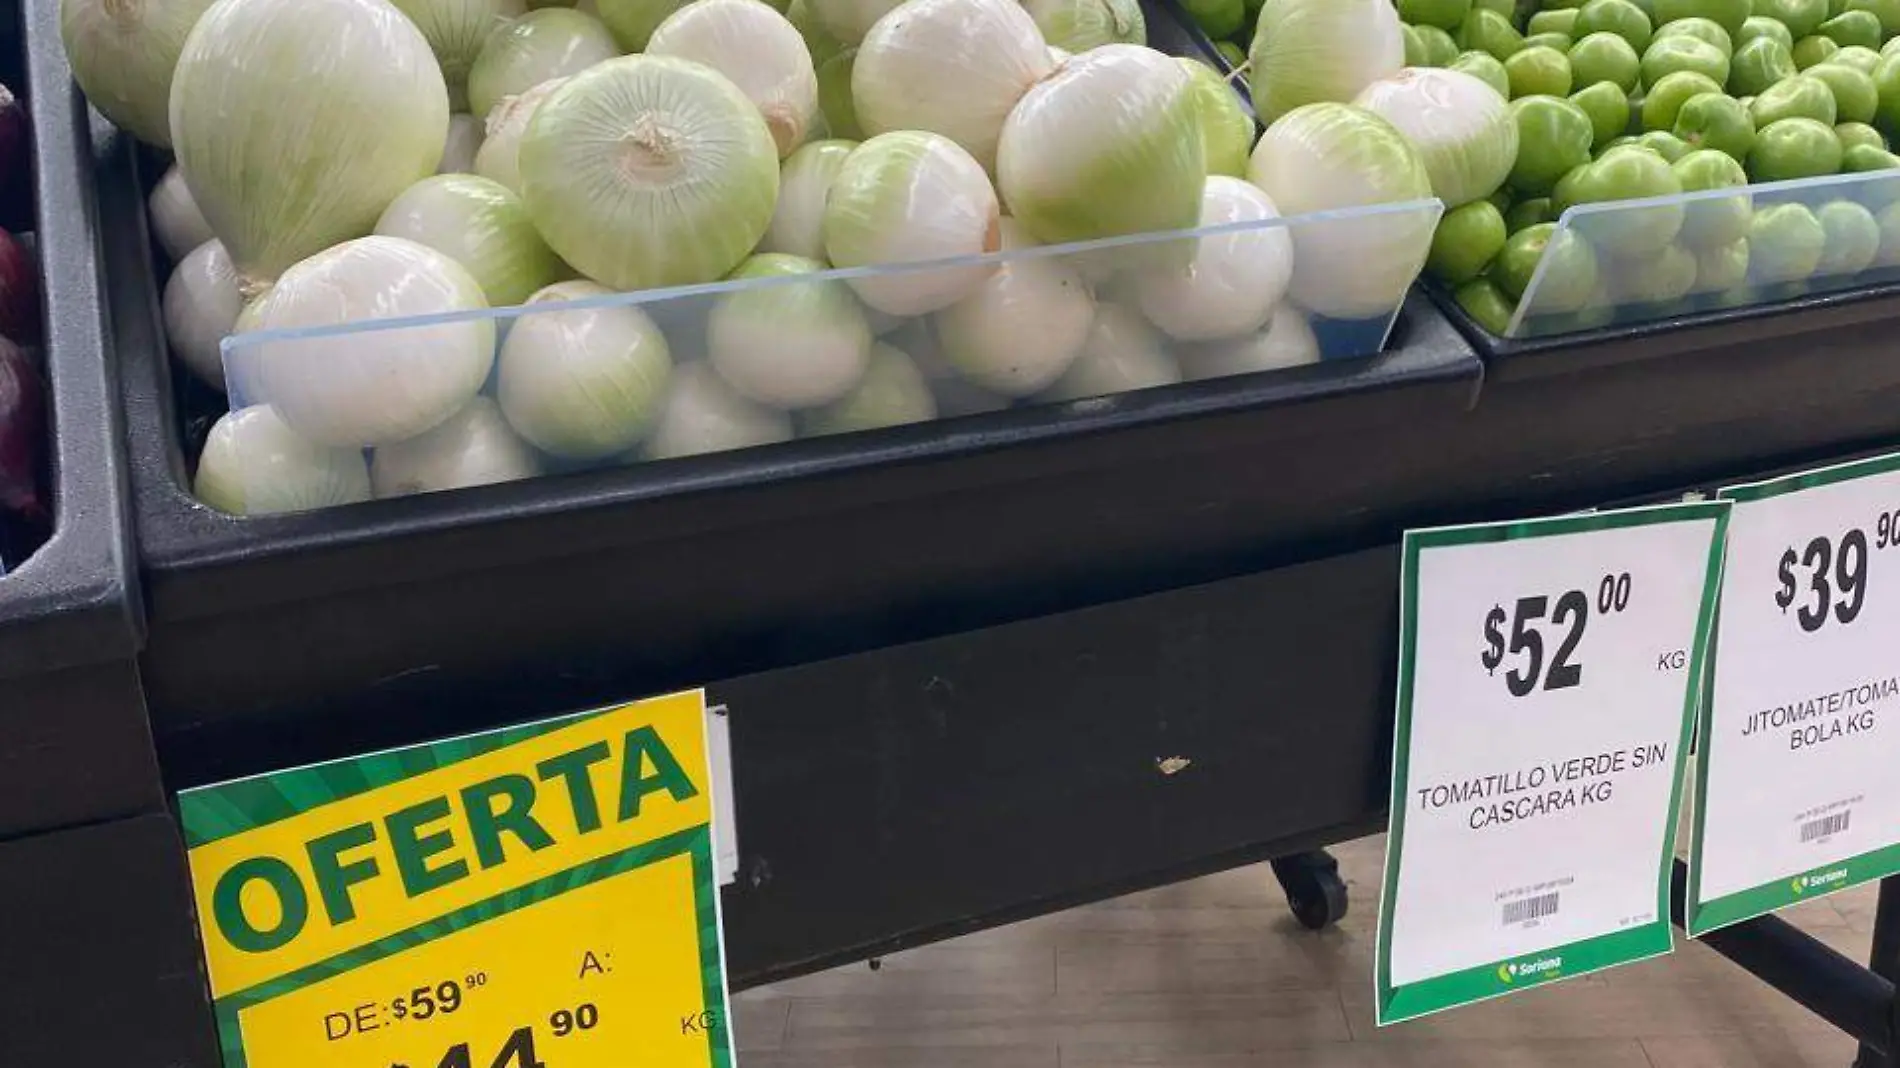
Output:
[{"xmin": 1271, "ymin": 853, "xmax": 1350, "ymax": 931}]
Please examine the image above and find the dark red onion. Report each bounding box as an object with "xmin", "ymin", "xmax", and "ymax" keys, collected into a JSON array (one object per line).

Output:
[
  {"xmin": 0, "ymin": 337, "xmax": 44, "ymax": 522},
  {"xmin": 0, "ymin": 230, "xmax": 39, "ymax": 345}
]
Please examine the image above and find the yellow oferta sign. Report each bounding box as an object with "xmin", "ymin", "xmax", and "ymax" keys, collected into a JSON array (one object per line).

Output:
[{"xmin": 178, "ymin": 691, "xmax": 733, "ymax": 1068}]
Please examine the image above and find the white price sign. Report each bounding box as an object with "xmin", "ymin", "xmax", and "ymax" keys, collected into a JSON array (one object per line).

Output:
[
  {"xmin": 1377, "ymin": 503, "xmax": 1728, "ymax": 1025},
  {"xmin": 1687, "ymin": 453, "xmax": 1900, "ymax": 935}
]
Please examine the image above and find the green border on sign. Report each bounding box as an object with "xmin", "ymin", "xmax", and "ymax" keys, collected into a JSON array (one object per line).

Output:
[
  {"xmin": 1686, "ymin": 449, "xmax": 1900, "ymax": 936},
  {"xmin": 1376, "ymin": 500, "xmax": 1730, "ymax": 1026},
  {"xmin": 212, "ymin": 825, "xmax": 733, "ymax": 1068},
  {"xmin": 178, "ymin": 706, "xmax": 612, "ymax": 848}
]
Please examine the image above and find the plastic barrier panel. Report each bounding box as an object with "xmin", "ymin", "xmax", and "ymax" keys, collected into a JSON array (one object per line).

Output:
[
  {"xmin": 208, "ymin": 198, "xmax": 1441, "ymax": 515},
  {"xmin": 1509, "ymin": 170, "xmax": 1900, "ymax": 340}
]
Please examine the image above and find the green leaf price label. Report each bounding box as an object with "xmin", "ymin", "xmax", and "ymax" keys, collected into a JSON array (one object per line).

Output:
[
  {"xmin": 1378, "ymin": 502, "xmax": 1728, "ymax": 1026},
  {"xmin": 1688, "ymin": 451, "xmax": 1900, "ymax": 935}
]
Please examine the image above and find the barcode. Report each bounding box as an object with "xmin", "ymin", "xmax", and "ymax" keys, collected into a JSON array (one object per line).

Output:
[
  {"xmin": 1801, "ymin": 811, "xmax": 1851, "ymax": 842},
  {"xmin": 1501, "ymin": 893, "xmax": 1560, "ymax": 925}
]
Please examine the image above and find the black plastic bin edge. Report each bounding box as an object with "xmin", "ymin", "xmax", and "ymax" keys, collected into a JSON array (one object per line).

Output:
[
  {"xmin": 0, "ymin": 0, "xmax": 139, "ymax": 679},
  {"xmin": 1422, "ymin": 274, "xmax": 1900, "ymax": 383}
]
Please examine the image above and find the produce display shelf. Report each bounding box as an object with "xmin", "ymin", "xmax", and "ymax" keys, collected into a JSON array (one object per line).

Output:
[
  {"xmin": 96, "ymin": 119, "xmax": 1480, "ymax": 789},
  {"xmin": 0, "ymin": 0, "xmax": 156, "ymax": 840}
]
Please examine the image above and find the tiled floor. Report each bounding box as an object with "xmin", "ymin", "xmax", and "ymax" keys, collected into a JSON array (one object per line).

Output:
[{"xmin": 731, "ymin": 836, "xmax": 1881, "ymax": 1067}]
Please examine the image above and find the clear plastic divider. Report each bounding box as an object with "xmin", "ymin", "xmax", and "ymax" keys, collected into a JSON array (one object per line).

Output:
[
  {"xmin": 210, "ymin": 198, "xmax": 1442, "ymax": 516},
  {"xmin": 1510, "ymin": 171, "xmax": 1900, "ymax": 340}
]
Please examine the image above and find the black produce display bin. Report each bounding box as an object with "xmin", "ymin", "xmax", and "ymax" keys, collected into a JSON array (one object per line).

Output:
[
  {"xmin": 0, "ymin": 813, "xmax": 221, "ymax": 1066},
  {"xmin": 713, "ymin": 544, "xmax": 1398, "ymax": 986},
  {"xmin": 0, "ymin": 0, "xmax": 157, "ymax": 839},
  {"xmin": 1415, "ymin": 282, "xmax": 1900, "ymax": 525},
  {"xmin": 95, "ymin": 129, "xmax": 1482, "ymax": 790}
]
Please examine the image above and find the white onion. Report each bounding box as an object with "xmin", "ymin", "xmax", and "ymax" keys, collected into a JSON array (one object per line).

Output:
[
  {"xmin": 934, "ymin": 218, "xmax": 1093, "ymax": 396},
  {"xmin": 371, "ymin": 396, "xmax": 543, "ymax": 496},
  {"xmin": 1135, "ymin": 177, "xmax": 1292, "ymax": 342},
  {"xmin": 375, "ymin": 174, "xmax": 562, "ymax": 307},
  {"xmin": 643, "ymin": 362, "xmax": 793, "ymax": 459},
  {"xmin": 392, "ymin": 0, "xmax": 528, "ymax": 110},
  {"xmin": 647, "ymin": 0, "xmax": 818, "ymax": 157},
  {"xmin": 1021, "ymin": 0, "xmax": 1143, "ymax": 53},
  {"xmin": 593, "ymin": 0, "xmax": 689, "ymax": 50},
  {"xmin": 1177, "ymin": 58, "xmax": 1253, "ymax": 179},
  {"xmin": 763, "ymin": 139, "xmax": 857, "ymax": 259},
  {"xmin": 1246, "ymin": 102, "xmax": 1434, "ymax": 320},
  {"xmin": 801, "ymin": 341, "xmax": 937, "ymax": 435},
  {"xmin": 852, "ymin": 0, "xmax": 1053, "ymax": 173},
  {"xmin": 235, "ymin": 236, "xmax": 494, "ymax": 447},
  {"xmin": 806, "ymin": 0, "xmax": 903, "ymax": 45},
  {"xmin": 149, "ymin": 164, "xmax": 214, "ymax": 264},
  {"xmin": 497, "ymin": 280, "xmax": 673, "ymax": 458},
  {"xmin": 474, "ymin": 76, "xmax": 565, "ymax": 192},
  {"xmin": 162, "ymin": 239, "xmax": 243, "ymax": 391},
  {"xmin": 708, "ymin": 253, "xmax": 871, "ymax": 409},
  {"xmin": 59, "ymin": 0, "xmax": 217, "ymax": 147},
  {"xmin": 1177, "ymin": 304, "xmax": 1319, "ymax": 381},
  {"xmin": 1248, "ymin": 0, "xmax": 1403, "ymax": 124},
  {"xmin": 466, "ymin": 9, "xmax": 619, "ymax": 120},
  {"xmin": 170, "ymin": 0, "xmax": 450, "ymax": 287},
  {"xmin": 824, "ymin": 131, "xmax": 1000, "ymax": 315},
  {"xmin": 1353, "ymin": 67, "xmax": 1515, "ymax": 209},
  {"xmin": 439, "ymin": 113, "xmax": 486, "ymax": 173},
  {"xmin": 519, "ymin": 56, "xmax": 780, "ymax": 290},
  {"xmin": 997, "ymin": 44, "xmax": 1205, "ymax": 246},
  {"xmin": 890, "ymin": 317, "xmax": 1011, "ymax": 416},
  {"xmin": 194, "ymin": 405, "xmax": 372, "ymax": 516},
  {"xmin": 1038, "ymin": 303, "xmax": 1181, "ymax": 402}
]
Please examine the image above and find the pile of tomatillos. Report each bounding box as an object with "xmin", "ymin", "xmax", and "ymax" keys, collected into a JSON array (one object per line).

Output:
[
  {"xmin": 60, "ymin": 0, "xmax": 1456, "ymax": 518},
  {"xmin": 1392, "ymin": 0, "xmax": 1900, "ymax": 333}
]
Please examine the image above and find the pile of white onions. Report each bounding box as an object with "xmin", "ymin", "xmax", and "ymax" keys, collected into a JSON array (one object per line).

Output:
[{"xmin": 81, "ymin": 0, "xmax": 1451, "ymax": 518}]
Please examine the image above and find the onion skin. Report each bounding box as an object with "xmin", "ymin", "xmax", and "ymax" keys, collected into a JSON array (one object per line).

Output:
[
  {"xmin": 641, "ymin": 361, "xmax": 792, "ymax": 460},
  {"xmin": 1038, "ymin": 303, "xmax": 1182, "ymax": 402},
  {"xmin": 148, "ymin": 165, "xmax": 215, "ymax": 265},
  {"xmin": 370, "ymin": 396, "xmax": 543, "ymax": 496},
  {"xmin": 465, "ymin": 8, "xmax": 620, "ymax": 120},
  {"xmin": 853, "ymin": 0, "xmax": 1053, "ymax": 173},
  {"xmin": 375, "ymin": 174, "xmax": 563, "ymax": 307},
  {"xmin": 169, "ymin": 0, "xmax": 451, "ymax": 287},
  {"xmin": 0, "ymin": 338, "xmax": 45, "ymax": 522},
  {"xmin": 934, "ymin": 217, "xmax": 1093, "ymax": 397},
  {"xmin": 707, "ymin": 253, "xmax": 872, "ymax": 409},
  {"xmin": 800, "ymin": 340, "xmax": 936, "ymax": 436},
  {"xmin": 823, "ymin": 130, "xmax": 1001, "ymax": 316},
  {"xmin": 0, "ymin": 230, "xmax": 42, "ymax": 346},
  {"xmin": 497, "ymin": 280, "xmax": 674, "ymax": 459},
  {"xmin": 60, "ymin": 0, "xmax": 218, "ymax": 147},
  {"xmin": 193, "ymin": 405, "xmax": 373, "ymax": 515},
  {"xmin": 237, "ymin": 236, "xmax": 495, "ymax": 448},
  {"xmin": 997, "ymin": 44, "xmax": 1205, "ymax": 246},
  {"xmin": 474, "ymin": 76, "xmax": 566, "ymax": 193},
  {"xmin": 647, "ymin": 0, "xmax": 819, "ymax": 157},
  {"xmin": 390, "ymin": 0, "xmax": 529, "ymax": 111},
  {"xmin": 519, "ymin": 55, "xmax": 780, "ymax": 290},
  {"xmin": 162, "ymin": 238, "xmax": 242, "ymax": 389},
  {"xmin": 762, "ymin": 138, "xmax": 857, "ymax": 259}
]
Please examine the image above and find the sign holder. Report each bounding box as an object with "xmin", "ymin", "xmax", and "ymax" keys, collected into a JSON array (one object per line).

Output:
[
  {"xmin": 1377, "ymin": 502, "xmax": 1728, "ymax": 1025},
  {"xmin": 1689, "ymin": 451, "xmax": 1900, "ymax": 936}
]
